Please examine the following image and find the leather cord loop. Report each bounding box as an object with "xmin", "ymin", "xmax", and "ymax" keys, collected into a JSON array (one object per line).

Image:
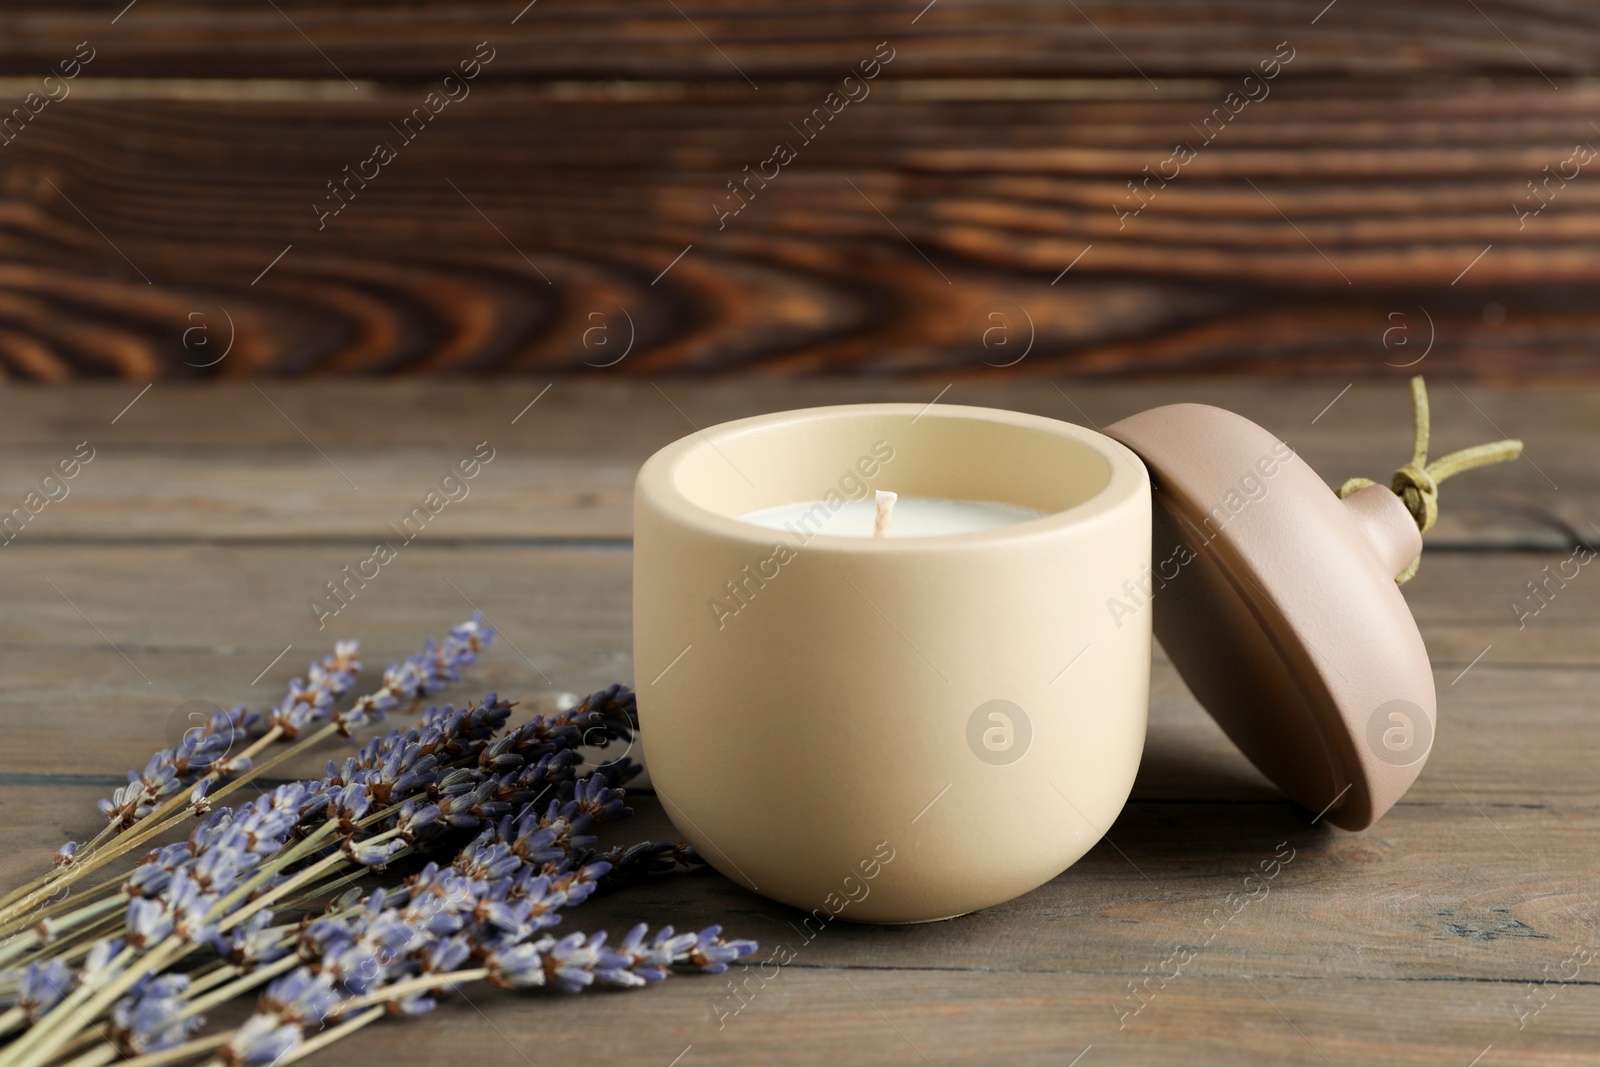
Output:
[{"xmin": 1336, "ymin": 377, "xmax": 1523, "ymax": 584}]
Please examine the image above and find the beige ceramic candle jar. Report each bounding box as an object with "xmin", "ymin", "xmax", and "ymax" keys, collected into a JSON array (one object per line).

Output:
[
  {"xmin": 634, "ymin": 387, "xmax": 1486, "ymax": 923},
  {"xmin": 633, "ymin": 404, "xmax": 1153, "ymax": 923}
]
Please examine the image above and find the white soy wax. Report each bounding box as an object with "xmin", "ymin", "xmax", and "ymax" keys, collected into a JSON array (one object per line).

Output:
[{"xmin": 739, "ymin": 491, "xmax": 1043, "ymax": 538}]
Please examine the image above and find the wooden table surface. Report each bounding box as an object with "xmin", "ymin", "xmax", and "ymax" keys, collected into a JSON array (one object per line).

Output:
[{"xmin": 3, "ymin": 379, "xmax": 1597, "ymax": 1065}]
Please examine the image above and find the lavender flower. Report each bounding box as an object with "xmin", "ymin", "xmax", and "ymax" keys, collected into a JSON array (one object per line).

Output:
[
  {"xmin": 260, "ymin": 970, "xmax": 344, "ymax": 1028},
  {"xmin": 540, "ymin": 931, "xmax": 624, "ymax": 992},
  {"xmin": 342, "ymin": 837, "xmax": 407, "ymax": 869},
  {"xmin": 595, "ymin": 840, "xmax": 706, "ymax": 893},
  {"xmin": 223, "ymin": 1014, "xmax": 301, "ymax": 1067},
  {"xmin": 266, "ymin": 642, "xmax": 362, "ymax": 739},
  {"xmin": 338, "ymin": 617, "xmax": 495, "ymax": 732},
  {"xmin": 97, "ymin": 643, "xmax": 360, "ymax": 830},
  {"xmin": 683, "ymin": 925, "xmax": 757, "ymax": 973},
  {"xmin": 423, "ymin": 935, "xmax": 472, "ymax": 975},
  {"xmin": 124, "ymin": 896, "xmax": 175, "ymax": 949},
  {"xmin": 483, "ymin": 943, "xmax": 546, "ymax": 988},
  {"xmin": 500, "ymin": 685, "xmax": 638, "ymax": 765},
  {"xmin": 207, "ymin": 910, "xmax": 288, "ymax": 970},
  {"xmin": 17, "ymin": 958, "xmax": 71, "ymax": 1021},
  {"xmin": 110, "ymin": 974, "xmax": 203, "ymax": 1056},
  {"xmin": 29, "ymin": 938, "xmax": 126, "ymax": 1016},
  {"xmin": 570, "ymin": 684, "xmax": 639, "ymax": 748},
  {"xmin": 396, "ymin": 801, "xmax": 441, "ymax": 841},
  {"xmin": 120, "ymin": 781, "xmax": 334, "ymax": 950},
  {"xmin": 97, "ymin": 707, "xmax": 253, "ymax": 830},
  {"xmin": 484, "ymin": 925, "xmax": 758, "ymax": 993}
]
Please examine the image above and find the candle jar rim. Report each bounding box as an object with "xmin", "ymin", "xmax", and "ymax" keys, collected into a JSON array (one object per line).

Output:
[{"xmin": 636, "ymin": 402, "xmax": 1150, "ymax": 552}]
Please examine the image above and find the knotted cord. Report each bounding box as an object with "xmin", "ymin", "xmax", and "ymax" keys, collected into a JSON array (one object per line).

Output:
[{"xmin": 1337, "ymin": 376, "xmax": 1523, "ymax": 584}]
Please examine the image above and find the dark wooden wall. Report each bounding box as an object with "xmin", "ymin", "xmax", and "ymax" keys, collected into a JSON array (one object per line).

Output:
[{"xmin": 0, "ymin": 1, "xmax": 1596, "ymax": 378}]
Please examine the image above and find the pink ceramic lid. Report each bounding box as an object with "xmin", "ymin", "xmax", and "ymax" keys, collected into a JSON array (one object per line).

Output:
[{"xmin": 1105, "ymin": 404, "xmax": 1437, "ymax": 831}]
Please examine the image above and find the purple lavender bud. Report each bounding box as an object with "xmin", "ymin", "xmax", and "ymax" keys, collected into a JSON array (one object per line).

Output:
[
  {"xmin": 690, "ymin": 926, "xmax": 760, "ymax": 973},
  {"xmin": 208, "ymin": 911, "xmax": 286, "ymax": 969},
  {"xmin": 594, "ymin": 960, "xmax": 652, "ymax": 989},
  {"xmin": 368, "ymin": 914, "xmax": 421, "ymax": 957},
  {"xmin": 479, "ymin": 735, "xmax": 525, "ymax": 771},
  {"xmin": 616, "ymin": 924, "xmax": 672, "ymax": 983},
  {"xmin": 111, "ymin": 973, "xmax": 202, "ymax": 1055},
  {"xmin": 343, "ymin": 837, "xmax": 406, "ymax": 868},
  {"xmin": 261, "ymin": 969, "xmax": 343, "ymax": 1027},
  {"xmin": 125, "ymin": 898, "xmax": 174, "ymax": 948},
  {"xmin": 425, "ymin": 935, "xmax": 473, "ymax": 975},
  {"xmin": 224, "ymin": 1015, "xmax": 302, "ymax": 1067},
  {"xmin": 269, "ymin": 782, "xmax": 314, "ymax": 815},
  {"xmin": 486, "ymin": 943, "xmax": 546, "ymax": 988},
  {"xmin": 297, "ymin": 789, "xmax": 332, "ymax": 822},
  {"xmin": 398, "ymin": 802, "xmax": 441, "ymax": 839},
  {"xmin": 509, "ymin": 875, "xmax": 577, "ymax": 932},
  {"xmin": 559, "ymin": 875, "xmax": 603, "ymax": 912},
  {"xmin": 18, "ymin": 958, "xmax": 72, "ymax": 1020},
  {"xmin": 457, "ymin": 840, "xmax": 521, "ymax": 882},
  {"xmin": 539, "ymin": 931, "xmax": 645, "ymax": 993},
  {"xmin": 321, "ymin": 940, "xmax": 384, "ymax": 995},
  {"xmin": 189, "ymin": 844, "xmax": 240, "ymax": 887},
  {"xmin": 165, "ymin": 870, "xmax": 224, "ymax": 944},
  {"xmin": 364, "ymin": 886, "xmax": 395, "ymax": 915},
  {"xmin": 570, "ymin": 775, "xmax": 630, "ymax": 825},
  {"xmin": 335, "ymin": 783, "xmax": 371, "ymax": 826},
  {"xmin": 392, "ymin": 995, "xmax": 438, "ymax": 1016},
  {"xmin": 405, "ymin": 887, "xmax": 472, "ymax": 939},
  {"xmin": 435, "ymin": 767, "xmax": 481, "ymax": 797},
  {"xmin": 54, "ymin": 841, "xmax": 78, "ymax": 868},
  {"xmin": 479, "ymin": 899, "xmax": 541, "ymax": 945},
  {"xmin": 84, "ymin": 938, "xmax": 125, "ymax": 977}
]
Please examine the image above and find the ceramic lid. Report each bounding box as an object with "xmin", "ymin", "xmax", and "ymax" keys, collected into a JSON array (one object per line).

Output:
[{"xmin": 1105, "ymin": 404, "xmax": 1437, "ymax": 831}]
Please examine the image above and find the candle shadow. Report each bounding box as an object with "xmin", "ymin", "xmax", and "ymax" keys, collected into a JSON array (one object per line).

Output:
[{"xmin": 1128, "ymin": 736, "xmax": 1281, "ymax": 803}]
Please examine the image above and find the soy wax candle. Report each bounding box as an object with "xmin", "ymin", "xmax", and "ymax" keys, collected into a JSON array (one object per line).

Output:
[
  {"xmin": 740, "ymin": 493, "xmax": 1044, "ymax": 538},
  {"xmin": 633, "ymin": 404, "xmax": 1151, "ymax": 923}
]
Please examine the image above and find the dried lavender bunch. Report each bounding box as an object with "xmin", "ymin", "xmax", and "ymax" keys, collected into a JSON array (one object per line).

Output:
[
  {"xmin": 97, "ymin": 644, "xmax": 362, "ymax": 833},
  {"xmin": 0, "ymin": 646, "xmax": 360, "ymax": 934},
  {"xmin": 1, "ymin": 696, "xmax": 518, "ymax": 1067},
  {"xmin": 0, "ymin": 674, "xmax": 747, "ymax": 1067},
  {"xmin": 0, "ymin": 619, "xmax": 498, "ymax": 940},
  {"xmin": 213, "ymin": 774, "xmax": 751, "ymax": 1067}
]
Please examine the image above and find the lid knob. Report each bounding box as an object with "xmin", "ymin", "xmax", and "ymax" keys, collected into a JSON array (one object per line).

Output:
[{"xmin": 1340, "ymin": 484, "xmax": 1423, "ymax": 581}]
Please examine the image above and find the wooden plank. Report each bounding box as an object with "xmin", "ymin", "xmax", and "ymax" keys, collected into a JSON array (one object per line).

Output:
[
  {"xmin": 0, "ymin": 87, "xmax": 1597, "ymax": 378},
  {"xmin": 547, "ymin": 800, "xmax": 1600, "ymax": 989},
  {"xmin": 0, "ymin": 1, "xmax": 1596, "ymax": 81},
  {"xmin": 6, "ymin": 787, "xmax": 1598, "ymax": 987},
  {"xmin": 335, "ymin": 969, "xmax": 1600, "ymax": 1067},
  {"xmin": 0, "ymin": 544, "xmax": 1594, "ymax": 804},
  {"xmin": 0, "ymin": 382, "xmax": 1585, "ymax": 547},
  {"xmin": 5, "ymin": 785, "xmax": 1599, "ymax": 1066},
  {"xmin": 0, "ymin": 545, "xmax": 636, "ymax": 785}
]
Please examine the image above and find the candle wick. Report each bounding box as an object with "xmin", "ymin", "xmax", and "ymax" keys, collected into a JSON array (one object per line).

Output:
[{"xmin": 874, "ymin": 490, "xmax": 897, "ymax": 537}]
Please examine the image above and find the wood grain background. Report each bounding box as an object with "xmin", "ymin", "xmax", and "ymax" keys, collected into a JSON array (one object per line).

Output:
[{"xmin": 0, "ymin": 1, "xmax": 1596, "ymax": 378}]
